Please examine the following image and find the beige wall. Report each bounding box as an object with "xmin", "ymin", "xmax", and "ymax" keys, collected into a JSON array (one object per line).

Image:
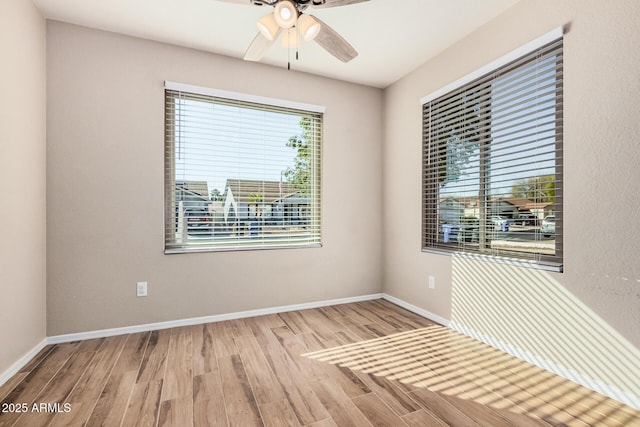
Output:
[
  {"xmin": 383, "ymin": 0, "xmax": 640, "ymax": 403},
  {"xmin": 46, "ymin": 21, "xmax": 383, "ymax": 336},
  {"xmin": 0, "ymin": 1, "xmax": 47, "ymax": 375}
]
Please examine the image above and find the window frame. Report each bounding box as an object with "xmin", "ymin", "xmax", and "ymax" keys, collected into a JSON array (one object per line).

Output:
[
  {"xmin": 164, "ymin": 81, "xmax": 324, "ymax": 254},
  {"xmin": 420, "ymin": 28, "xmax": 564, "ymax": 272}
]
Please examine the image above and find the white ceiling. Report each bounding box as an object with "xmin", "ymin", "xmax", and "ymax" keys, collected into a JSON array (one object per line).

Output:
[{"xmin": 33, "ymin": 0, "xmax": 519, "ymax": 88}]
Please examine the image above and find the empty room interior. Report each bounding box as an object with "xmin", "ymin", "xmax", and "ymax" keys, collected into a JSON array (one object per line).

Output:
[{"xmin": 1, "ymin": 0, "xmax": 639, "ymax": 425}]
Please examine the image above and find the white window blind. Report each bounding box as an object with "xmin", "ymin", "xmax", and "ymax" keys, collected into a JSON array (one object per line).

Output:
[
  {"xmin": 165, "ymin": 85, "xmax": 322, "ymax": 253},
  {"xmin": 422, "ymin": 36, "xmax": 563, "ymax": 271}
]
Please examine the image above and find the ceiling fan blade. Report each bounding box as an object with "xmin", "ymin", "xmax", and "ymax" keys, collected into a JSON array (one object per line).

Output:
[
  {"xmin": 312, "ymin": 16, "xmax": 357, "ymax": 62},
  {"xmin": 243, "ymin": 29, "xmax": 281, "ymax": 61},
  {"xmin": 310, "ymin": 0, "xmax": 369, "ymax": 9}
]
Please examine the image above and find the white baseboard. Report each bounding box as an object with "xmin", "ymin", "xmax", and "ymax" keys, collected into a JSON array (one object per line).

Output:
[
  {"xmin": 0, "ymin": 338, "xmax": 48, "ymax": 387},
  {"xmin": 382, "ymin": 293, "xmax": 451, "ymax": 326},
  {"xmin": 47, "ymin": 293, "xmax": 384, "ymax": 344}
]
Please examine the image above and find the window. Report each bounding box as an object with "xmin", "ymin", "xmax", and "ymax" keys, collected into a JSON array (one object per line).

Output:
[
  {"xmin": 165, "ymin": 82, "xmax": 322, "ymax": 253},
  {"xmin": 422, "ymin": 31, "xmax": 563, "ymax": 271}
]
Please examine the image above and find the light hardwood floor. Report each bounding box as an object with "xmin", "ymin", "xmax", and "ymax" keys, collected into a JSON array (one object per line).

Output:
[{"xmin": 0, "ymin": 299, "xmax": 638, "ymax": 426}]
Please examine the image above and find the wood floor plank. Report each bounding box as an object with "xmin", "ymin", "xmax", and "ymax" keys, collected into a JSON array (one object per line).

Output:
[
  {"xmin": 297, "ymin": 309, "xmax": 343, "ymax": 342},
  {"xmin": 484, "ymin": 374, "xmax": 580, "ymax": 425},
  {"xmin": 76, "ymin": 337, "xmax": 106, "ymax": 353},
  {"xmin": 333, "ymin": 329, "xmax": 366, "ymax": 345},
  {"xmin": 259, "ymin": 399, "xmax": 301, "ymax": 427},
  {"xmin": 308, "ymin": 307, "xmax": 348, "ymax": 333},
  {"xmin": 17, "ymin": 345, "xmax": 55, "ymax": 374},
  {"xmin": 260, "ymin": 341, "xmax": 330, "ymax": 425},
  {"xmin": 374, "ymin": 300, "xmax": 435, "ymax": 329},
  {"xmin": 234, "ymin": 334, "xmax": 285, "ymax": 405},
  {"xmin": 415, "ymin": 336, "xmax": 562, "ymax": 426},
  {"xmin": 271, "ymin": 327, "xmax": 330, "ymax": 384},
  {"xmin": 225, "ymin": 318, "xmax": 254, "ymax": 339},
  {"xmin": 136, "ymin": 330, "xmax": 169, "ymax": 383},
  {"xmin": 112, "ymin": 332, "xmax": 150, "ymax": 376},
  {"xmin": 309, "ymin": 379, "xmax": 371, "ymax": 427},
  {"xmin": 409, "ymin": 387, "xmax": 482, "ymax": 427},
  {"xmin": 439, "ymin": 393, "xmax": 517, "ymax": 427},
  {"xmin": 353, "ymin": 372, "xmax": 422, "ymax": 416},
  {"xmin": 0, "ymin": 373, "xmax": 27, "ymax": 403},
  {"xmin": 217, "ymin": 355, "xmax": 263, "ymax": 427},
  {"xmin": 319, "ymin": 331, "xmax": 437, "ymax": 384},
  {"xmin": 589, "ymin": 399, "xmax": 640, "ymax": 427},
  {"xmin": 321, "ymin": 363, "xmax": 371, "ymax": 399},
  {"xmin": 351, "ymin": 301, "xmax": 415, "ymax": 333},
  {"xmin": 209, "ymin": 322, "xmax": 239, "ymax": 358},
  {"xmin": 122, "ymin": 379, "xmax": 162, "ymax": 427},
  {"xmin": 66, "ymin": 334, "xmax": 129, "ymax": 405},
  {"xmin": 352, "ymin": 392, "xmax": 408, "ymax": 426},
  {"xmin": 161, "ymin": 332, "xmax": 193, "ymax": 402},
  {"xmin": 524, "ymin": 377, "xmax": 600, "ymax": 423},
  {"xmin": 435, "ymin": 377, "xmax": 550, "ymax": 427},
  {"xmin": 278, "ymin": 311, "xmax": 314, "ymax": 335},
  {"xmin": 486, "ymin": 407, "xmax": 556, "ymax": 427},
  {"xmin": 192, "ymin": 323, "xmax": 218, "ymax": 376},
  {"xmin": 335, "ymin": 315, "xmax": 381, "ymax": 341},
  {"xmin": 193, "ymin": 372, "xmax": 229, "ymax": 427},
  {"xmin": 158, "ymin": 396, "xmax": 194, "ymax": 427},
  {"xmin": 601, "ymin": 408, "xmax": 640, "ymax": 427},
  {"xmin": 296, "ymin": 330, "xmax": 341, "ymax": 353},
  {"xmin": 209, "ymin": 317, "xmax": 254, "ymax": 341},
  {"xmin": 244, "ymin": 314, "xmax": 287, "ymax": 349},
  {"xmin": 333, "ymin": 304, "xmax": 374, "ymax": 326},
  {"xmin": 85, "ymin": 370, "xmax": 138, "ymax": 427},
  {"xmin": 304, "ymin": 418, "xmax": 338, "ymax": 427},
  {"xmin": 49, "ymin": 401, "xmax": 96, "ymax": 427},
  {"xmin": 401, "ymin": 409, "xmax": 448, "ymax": 427},
  {"xmin": 193, "ymin": 396, "xmax": 229, "ymax": 427},
  {"xmin": 318, "ymin": 304, "xmax": 350, "ymax": 319}
]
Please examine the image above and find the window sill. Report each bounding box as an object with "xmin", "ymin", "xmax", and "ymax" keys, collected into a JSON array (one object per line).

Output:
[
  {"xmin": 422, "ymin": 248, "xmax": 563, "ymax": 273},
  {"xmin": 166, "ymin": 242, "xmax": 322, "ymax": 254}
]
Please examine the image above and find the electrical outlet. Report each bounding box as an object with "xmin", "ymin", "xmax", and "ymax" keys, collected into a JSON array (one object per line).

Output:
[
  {"xmin": 137, "ymin": 281, "xmax": 148, "ymax": 297},
  {"xmin": 428, "ymin": 276, "xmax": 435, "ymax": 289}
]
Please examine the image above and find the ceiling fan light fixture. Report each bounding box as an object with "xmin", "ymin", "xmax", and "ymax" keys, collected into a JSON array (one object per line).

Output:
[
  {"xmin": 297, "ymin": 14, "xmax": 321, "ymax": 41},
  {"xmin": 256, "ymin": 13, "xmax": 279, "ymax": 40},
  {"xmin": 274, "ymin": 0, "xmax": 298, "ymax": 29},
  {"xmin": 280, "ymin": 27, "xmax": 299, "ymax": 48}
]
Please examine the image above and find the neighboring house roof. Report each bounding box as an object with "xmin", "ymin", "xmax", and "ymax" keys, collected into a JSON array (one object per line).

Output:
[
  {"xmin": 224, "ymin": 179, "xmax": 298, "ymax": 203},
  {"xmin": 176, "ymin": 180, "xmax": 210, "ymax": 202},
  {"xmin": 495, "ymin": 198, "xmax": 534, "ymax": 210},
  {"xmin": 223, "ymin": 179, "xmax": 305, "ymax": 222},
  {"xmin": 524, "ymin": 202, "xmax": 554, "ymax": 211},
  {"xmin": 439, "ymin": 196, "xmax": 481, "ymax": 207},
  {"xmin": 494, "ymin": 198, "xmax": 554, "ymax": 212},
  {"xmin": 436, "ymin": 196, "xmax": 553, "ymax": 217},
  {"xmin": 440, "ymin": 197, "xmax": 543, "ymax": 210},
  {"xmin": 439, "ymin": 199, "xmax": 464, "ymax": 207}
]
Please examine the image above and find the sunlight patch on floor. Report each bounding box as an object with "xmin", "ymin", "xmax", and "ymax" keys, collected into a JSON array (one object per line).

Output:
[{"xmin": 302, "ymin": 324, "xmax": 640, "ymax": 426}]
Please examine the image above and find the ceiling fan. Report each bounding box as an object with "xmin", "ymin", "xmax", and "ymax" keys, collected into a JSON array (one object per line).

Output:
[{"xmin": 216, "ymin": 0, "xmax": 368, "ymax": 64}]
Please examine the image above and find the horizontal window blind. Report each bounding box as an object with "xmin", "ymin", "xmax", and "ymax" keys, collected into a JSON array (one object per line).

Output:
[
  {"xmin": 422, "ymin": 37, "xmax": 563, "ymax": 270},
  {"xmin": 165, "ymin": 87, "xmax": 322, "ymax": 252}
]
